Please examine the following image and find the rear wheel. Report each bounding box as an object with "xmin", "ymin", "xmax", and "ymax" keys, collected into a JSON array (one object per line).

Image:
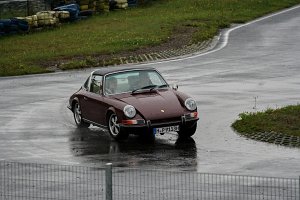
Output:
[
  {"xmin": 108, "ymin": 113, "xmax": 128, "ymax": 140},
  {"xmin": 73, "ymin": 101, "xmax": 90, "ymax": 128},
  {"xmin": 177, "ymin": 123, "xmax": 197, "ymax": 139}
]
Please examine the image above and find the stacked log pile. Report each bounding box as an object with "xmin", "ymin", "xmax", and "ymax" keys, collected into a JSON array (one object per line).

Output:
[
  {"xmin": 115, "ymin": 0, "xmax": 128, "ymax": 9},
  {"xmin": 95, "ymin": 0, "xmax": 110, "ymax": 13},
  {"xmin": 110, "ymin": 0, "xmax": 128, "ymax": 10},
  {"xmin": 0, "ymin": 0, "xmax": 147, "ymax": 36}
]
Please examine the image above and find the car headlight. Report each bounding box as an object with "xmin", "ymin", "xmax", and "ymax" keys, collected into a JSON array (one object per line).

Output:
[
  {"xmin": 123, "ymin": 105, "xmax": 136, "ymax": 118},
  {"xmin": 185, "ymin": 98, "xmax": 197, "ymax": 111}
]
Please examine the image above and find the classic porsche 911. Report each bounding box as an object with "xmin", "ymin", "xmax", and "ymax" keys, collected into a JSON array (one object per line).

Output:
[{"xmin": 68, "ymin": 67, "xmax": 198, "ymax": 140}]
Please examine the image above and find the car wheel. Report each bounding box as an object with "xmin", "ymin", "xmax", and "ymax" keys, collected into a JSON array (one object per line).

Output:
[
  {"xmin": 73, "ymin": 102, "xmax": 90, "ymax": 128},
  {"xmin": 108, "ymin": 113, "xmax": 128, "ymax": 140},
  {"xmin": 177, "ymin": 123, "xmax": 197, "ymax": 139}
]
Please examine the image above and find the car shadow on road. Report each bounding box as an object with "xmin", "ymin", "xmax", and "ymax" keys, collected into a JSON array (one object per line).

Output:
[{"xmin": 68, "ymin": 127, "xmax": 198, "ymax": 170}]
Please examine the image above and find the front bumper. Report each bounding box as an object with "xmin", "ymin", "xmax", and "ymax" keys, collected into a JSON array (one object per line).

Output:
[{"xmin": 120, "ymin": 115, "xmax": 199, "ymax": 135}]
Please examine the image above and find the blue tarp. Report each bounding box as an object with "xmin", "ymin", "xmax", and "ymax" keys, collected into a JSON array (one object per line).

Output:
[
  {"xmin": 0, "ymin": 18, "xmax": 29, "ymax": 36},
  {"xmin": 127, "ymin": 0, "xmax": 151, "ymax": 6},
  {"xmin": 127, "ymin": 0, "xmax": 137, "ymax": 6},
  {"xmin": 53, "ymin": 4, "xmax": 80, "ymax": 21}
]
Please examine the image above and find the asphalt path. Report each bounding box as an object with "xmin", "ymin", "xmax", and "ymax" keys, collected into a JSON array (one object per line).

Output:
[{"xmin": 1, "ymin": 5, "xmax": 300, "ymax": 178}]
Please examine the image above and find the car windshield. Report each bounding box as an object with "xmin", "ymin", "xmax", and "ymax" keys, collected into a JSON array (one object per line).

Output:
[{"xmin": 104, "ymin": 70, "xmax": 168, "ymax": 95}]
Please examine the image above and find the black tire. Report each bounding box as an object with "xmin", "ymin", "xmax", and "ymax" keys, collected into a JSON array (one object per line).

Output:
[
  {"xmin": 107, "ymin": 112, "xmax": 128, "ymax": 140},
  {"xmin": 177, "ymin": 123, "xmax": 197, "ymax": 139},
  {"xmin": 73, "ymin": 101, "xmax": 90, "ymax": 128}
]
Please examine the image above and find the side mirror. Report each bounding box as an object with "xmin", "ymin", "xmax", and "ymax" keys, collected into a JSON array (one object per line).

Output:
[{"xmin": 172, "ymin": 84, "xmax": 178, "ymax": 91}]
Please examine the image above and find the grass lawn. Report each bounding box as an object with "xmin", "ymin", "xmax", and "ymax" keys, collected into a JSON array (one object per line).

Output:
[
  {"xmin": 232, "ymin": 105, "xmax": 300, "ymax": 137},
  {"xmin": 1, "ymin": 0, "xmax": 300, "ymax": 76}
]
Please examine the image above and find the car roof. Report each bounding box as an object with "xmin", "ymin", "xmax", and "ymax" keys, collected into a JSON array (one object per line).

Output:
[{"xmin": 92, "ymin": 66, "xmax": 156, "ymax": 76}]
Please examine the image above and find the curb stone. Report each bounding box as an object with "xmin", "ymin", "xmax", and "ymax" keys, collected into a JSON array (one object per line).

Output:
[
  {"xmin": 58, "ymin": 37, "xmax": 218, "ymax": 70},
  {"xmin": 240, "ymin": 131, "xmax": 300, "ymax": 148},
  {"xmin": 101, "ymin": 38, "xmax": 217, "ymax": 66}
]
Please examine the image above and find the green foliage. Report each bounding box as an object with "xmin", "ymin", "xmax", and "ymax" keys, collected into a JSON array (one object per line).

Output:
[
  {"xmin": 60, "ymin": 56, "xmax": 98, "ymax": 70},
  {"xmin": 59, "ymin": 56, "xmax": 123, "ymax": 70},
  {"xmin": 1, "ymin": 0, "xmax": 300, "ymax": 76},
  {"xmin": 232, "ymin": 105, "xmax": 300, "ymax": 137}
]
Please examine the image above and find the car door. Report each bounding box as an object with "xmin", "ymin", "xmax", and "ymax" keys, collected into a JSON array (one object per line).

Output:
[
  {"xmin": 83, "ymin": 75, "xmax": 107, "ymax": 126},
  {"xmin": 78, "ymin": 76, "xmax": 91, "ymax": 120}
]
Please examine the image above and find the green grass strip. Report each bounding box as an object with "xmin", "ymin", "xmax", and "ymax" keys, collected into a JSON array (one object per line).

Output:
[
  {"xmin": 232, "ymin": 105, "xmax": 300, "ymax": 137},
  {"xmin": 1, "ymin": 0, "xmax": 300, "ymax": 76}
]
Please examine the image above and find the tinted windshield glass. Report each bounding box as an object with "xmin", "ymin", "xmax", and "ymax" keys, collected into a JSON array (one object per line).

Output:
[{"xmin": 104, "ymin": 70, "xmax": 167, "ymax": 95}]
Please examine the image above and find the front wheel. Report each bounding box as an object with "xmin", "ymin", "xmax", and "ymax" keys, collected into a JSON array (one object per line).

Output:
[
  {"xmin": 177, "ymin": 123, "xmax": 197, "ymax": 139},
  {"xmin": 108, "ymin": 113, "xmax": 128, "ymax": 140},
  {"xmin": 73, "ymin": 102, "xmax": 90, "ymax": 128}
]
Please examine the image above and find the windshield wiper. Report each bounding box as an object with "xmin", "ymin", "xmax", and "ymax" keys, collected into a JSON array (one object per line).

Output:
[
  {"xmin": 132, "ymin": 85, "xmax": 158, "ymax": 94},
  {"xmin": 158, "ymin": 84, "xmax": 169, "ymax": 88},
  {"xmin": 149, "ymin": 84, "xmax": 168, "ymax": 91}
]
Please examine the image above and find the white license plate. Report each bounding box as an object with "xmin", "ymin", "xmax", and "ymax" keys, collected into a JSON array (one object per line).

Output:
[{"xmin": 153, "ymin": 125, "xmax": 179, "ymax": 135}]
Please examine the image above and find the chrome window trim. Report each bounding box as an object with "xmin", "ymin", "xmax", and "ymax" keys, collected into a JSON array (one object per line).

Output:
[{"xmin": 85, "ymin": 72, "xmax": 104, "ymax": 95}]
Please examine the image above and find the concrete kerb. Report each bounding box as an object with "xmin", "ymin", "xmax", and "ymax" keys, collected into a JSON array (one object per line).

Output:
[
  {"xmin": 238, "ymin": 131, "xmax": 300, "ymax": 148},
  {"xmin": 110, "ymin": 38, "xmax": 217, "ymax": 66}
]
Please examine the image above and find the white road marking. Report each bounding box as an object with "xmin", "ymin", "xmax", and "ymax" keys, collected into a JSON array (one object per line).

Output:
[{"xmin": 138, "ymin": 4, "xmax": 300, "ymax": 65}]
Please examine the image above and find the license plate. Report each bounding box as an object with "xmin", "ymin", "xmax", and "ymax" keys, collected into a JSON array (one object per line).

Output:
[{"xmin": 153, "ymin": 125, "xmax": 179, "ymax": 135}]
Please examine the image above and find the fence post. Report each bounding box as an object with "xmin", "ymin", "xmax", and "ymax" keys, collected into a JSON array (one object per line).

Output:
[
  {"xmin": 106, "ymin": 163, "xmax": 113, "ymax": 200},
  {"xmin": 27, "ymin": 0, "xmax": 30, "ymax": 16}
]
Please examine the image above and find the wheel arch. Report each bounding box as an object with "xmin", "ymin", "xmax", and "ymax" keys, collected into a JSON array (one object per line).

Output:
[
  {"xmin": 105, "ymin": 107, "xmax": 117, "ymax": 125},
  {"xmin": 71, "ymin": 97, "xmax": 80, "ymax": 112}
]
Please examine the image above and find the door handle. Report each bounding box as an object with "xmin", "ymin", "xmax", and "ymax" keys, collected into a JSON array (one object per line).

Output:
[{"xmin": 83, "ymin": 97, "xmax": 88, "ymax": 101}]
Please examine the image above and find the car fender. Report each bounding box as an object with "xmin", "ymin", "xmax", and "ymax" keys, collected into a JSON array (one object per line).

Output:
[
  {"xmin": 106, "ymin": 106, "xmax": 117, "ymax": 118},
  {"xmin": 105, "ymin": 106, "xmax": 125, "ymax": 125},
  {"xmin": 174, "ymin": 91, "xmax": 191, "ymax": 107}
]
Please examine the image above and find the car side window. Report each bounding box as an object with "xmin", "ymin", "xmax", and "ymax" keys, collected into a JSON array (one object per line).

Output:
[{"xmin": 90, "ymin": 75, "xmax": 103, "ymax": 94}]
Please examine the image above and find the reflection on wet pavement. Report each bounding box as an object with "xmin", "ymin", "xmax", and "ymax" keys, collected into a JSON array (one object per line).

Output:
[{"xmin": 69, "ymin": 127, "xmax": 197, "ymax": 170}]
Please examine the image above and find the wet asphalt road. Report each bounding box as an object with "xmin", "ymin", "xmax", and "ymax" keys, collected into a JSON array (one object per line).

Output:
[{"xmin": 0, "ymin": 6, "xmax": 300, "ymax": 178}]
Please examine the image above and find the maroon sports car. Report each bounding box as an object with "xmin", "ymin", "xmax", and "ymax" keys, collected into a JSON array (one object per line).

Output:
[{"xmin": 68, "ymin": 67, "xmax": 198, "ymax": 140}]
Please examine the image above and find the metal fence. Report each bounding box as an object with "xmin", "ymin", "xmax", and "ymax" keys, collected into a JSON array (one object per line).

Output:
[{"xmin": 0, "ymin": 161, "xmax": 299, "ymax": 200}]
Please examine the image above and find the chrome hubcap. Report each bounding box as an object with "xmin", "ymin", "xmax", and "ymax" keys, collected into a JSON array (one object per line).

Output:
[{"xmin": 109, "ymin": 114, "xmax": 120, "ymax": 136}]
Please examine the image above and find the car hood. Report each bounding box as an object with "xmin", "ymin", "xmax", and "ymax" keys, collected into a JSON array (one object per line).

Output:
[{"xmin": 117, "ymin": 89, "xmax": 185, "ymax": 120}]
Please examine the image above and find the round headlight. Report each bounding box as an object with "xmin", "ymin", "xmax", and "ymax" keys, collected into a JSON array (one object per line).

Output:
[
  {"xmin": 185, "ymin": 98, "xmax": 197, "ymax": 111},
  {"xmin": 123, "ymin": 105, "xmax": 136, "ymax": 118}
]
